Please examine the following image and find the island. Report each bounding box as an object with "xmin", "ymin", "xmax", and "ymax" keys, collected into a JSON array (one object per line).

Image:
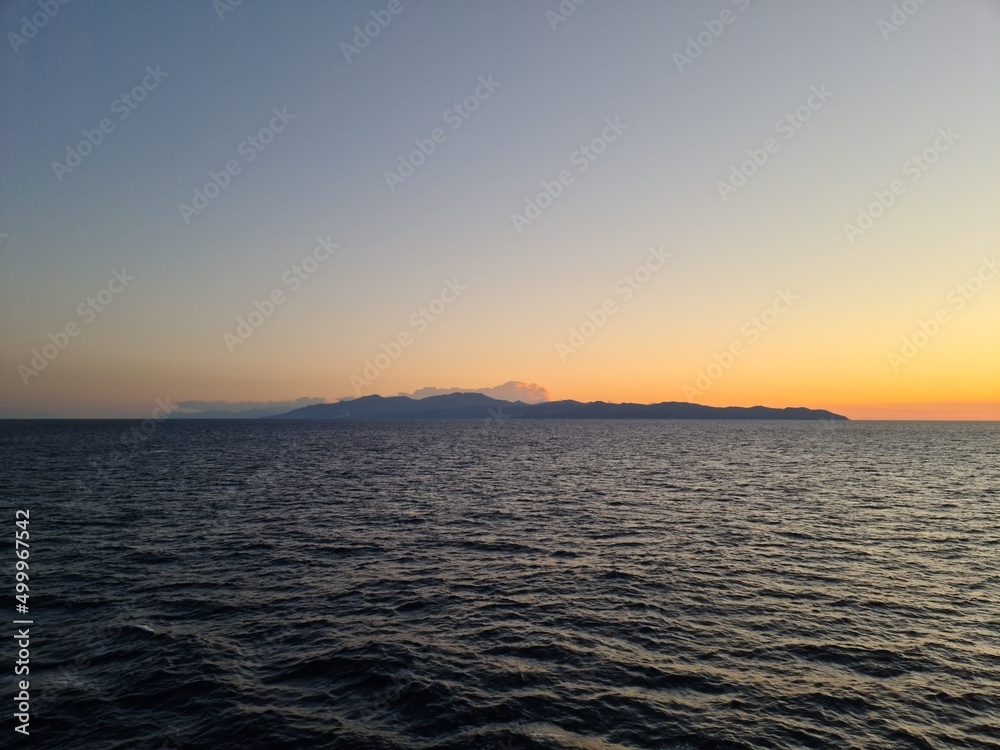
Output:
[{"xmin": 263, "ymin": 393, "xmax": 848, "ymax": 421}]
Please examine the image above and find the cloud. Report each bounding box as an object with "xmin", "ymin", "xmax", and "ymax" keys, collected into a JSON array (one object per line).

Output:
[
  {"xmin": 176, "ymin": 397, "xmax": 325, "ymax": 413},
  {"xmin": 399, "ymin": 381, "xmax": 550, "ymax": 404}
]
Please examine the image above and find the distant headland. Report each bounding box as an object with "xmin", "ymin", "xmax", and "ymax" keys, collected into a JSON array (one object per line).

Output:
[{"xmin": 259, "ymin": 393, "xmax": 848, "ymax": 421}]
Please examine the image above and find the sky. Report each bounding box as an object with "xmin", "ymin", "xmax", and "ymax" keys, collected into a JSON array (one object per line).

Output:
[{"xmin": 1, "ymin": 0, "xmax": 998, "ymax": 419}]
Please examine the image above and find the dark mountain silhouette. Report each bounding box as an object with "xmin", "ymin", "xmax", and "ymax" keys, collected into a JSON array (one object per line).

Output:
[{"xmin": 265, "ymin": 393, "xmax": 848, "ymax": 421}]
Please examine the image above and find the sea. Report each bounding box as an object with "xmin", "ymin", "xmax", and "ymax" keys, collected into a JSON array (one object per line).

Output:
[{"xmin": 1, "ymin": 419, "xmax": 998, "ymax": 749}]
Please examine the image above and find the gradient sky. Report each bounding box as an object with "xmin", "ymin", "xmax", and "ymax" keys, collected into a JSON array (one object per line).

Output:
[{"xmin": 1, "ymin": 0, "xmax": 998, "ymax": 419}]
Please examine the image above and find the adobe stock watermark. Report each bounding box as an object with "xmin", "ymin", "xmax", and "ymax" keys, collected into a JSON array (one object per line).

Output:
[
  {"xmin": 350, "ymin": 278, "xmax": 467, "ymax": 394},
  {"xmin": 375, "ymin": 672, "xmax": 411, "ymax": 711},
  {"xmin": 556, "ymin": 245, "xmax": 671, "ymax": 361},
  {"xmin": 843, "ymin": 126, "xmax": 959, "ymax": 244},
  {"xmin": 818, "ymin": 415, "xmax": 852, "ymax": 431},
  {"xmin": 510, "ymin": 116, "xmax": 628, "ymax": 234},
  {"xmin": 682, "ymin": 288, "xmax": 798, "ymax": 399},
  {"xmin": 384, "ymin": 74, "xmax": 501, "ymax": 192},
  {"xmin": 717, "ymin": 84, "xmax": 833, "ymax": 202},
  {"xmin": 673, "ymin": 0, "xmax": 752, "ymax": 73},
  {"xmin": 479, "ymin": 403, "xmax": 511, "ymax": 438},
  {"xmin": 7, "ymin": 0, "xmax": 72, "ymax": 54},
  {"xmin": 178, "ymin": 106, "xmax": 296, "ymax": 224},
  {"xmin": 450, "ymin": 402, "xmax": 514, "ymax": 451},
  {"xmin": 878, "ymin": 0, "xmax": 931, "ymax": 41},
  {"xmin": 17, "ymin": 268, "xmax": 135, "ymax": 385},
  {"xmin": 887, "ymin": 255, "xmax": 998, "ymax": 372},
  {"xmin": 340, "ymin": 0, "xmax": 411, "ymax": 63},
  {"xmin": 117, "ymin": 397, "xmax": 176, "ymax": 449},
  {"xmin": 224, "ymin": 236, "xmax": 339, "ymax": 353},
  {"xmin": 214, "ymin": 0, "xmax": 243, "ymax": 22},
  {"xmin": 546, "ymin": 0, "xmax": 587, "ymax": 31},
  {"xmin": 52, "ymin": 65, "xmax": 168, "ymax": 182},
  {"xmin": 248, "ymin": 625, "xmax": 296, "ymax": 671}
]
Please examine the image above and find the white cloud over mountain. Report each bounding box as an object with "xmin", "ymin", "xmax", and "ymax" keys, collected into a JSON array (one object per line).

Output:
[{"xmin": 397, "ymin": 381, "xmax": 551, "ymax": 404}]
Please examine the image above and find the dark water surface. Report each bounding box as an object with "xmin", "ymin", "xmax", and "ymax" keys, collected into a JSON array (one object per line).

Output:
[{"xmin": 2, "ymin": 420, "xmax": 998, "ymax": 749}]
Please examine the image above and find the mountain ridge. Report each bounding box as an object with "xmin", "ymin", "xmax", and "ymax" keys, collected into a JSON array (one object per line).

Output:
[{"xmin": 263, "ymin": 393, "xmax": 848, "ymax": 421}]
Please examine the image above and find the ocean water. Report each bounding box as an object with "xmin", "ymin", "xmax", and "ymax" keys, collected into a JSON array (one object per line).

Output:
[{"xmin": 2, "ymin": 419, "xmax": 998, "ymax": 750}]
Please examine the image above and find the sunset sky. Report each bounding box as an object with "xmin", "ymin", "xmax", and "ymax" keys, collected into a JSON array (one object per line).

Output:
[{"xmin": 1, "ymin": 1, "xmax": 998, "ymax": 419}]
